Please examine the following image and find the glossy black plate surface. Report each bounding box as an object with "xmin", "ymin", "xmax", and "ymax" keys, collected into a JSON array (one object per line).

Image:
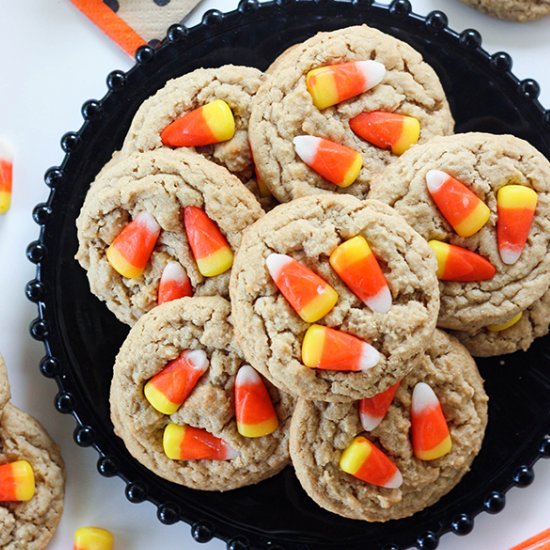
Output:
[{"xmin": 27, "ymin": 1, "xmax": 550, "ymax": 549}]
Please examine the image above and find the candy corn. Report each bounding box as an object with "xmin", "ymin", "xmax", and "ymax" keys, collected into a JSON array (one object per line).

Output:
[
  {"xmin": 428, "ymin": 240, "xmax": 496, "ymax": 282},
  {"xmin": 266, "ymin": 253, "xmax": 338, "ymax": 323},
  {"xmin": 329, "ymin": 236, "xmax": 392, "ymax": 313},
  {"xmin": 487, "ymin": 311, "xmax": 523, "ymax": 333},
  {"xmin": 339, "ymin": 436, "xmax": 403, "ymax": 489},
  {"xmin": 349, "ymin": 111, "xmax": 420, "ymax": 155},
  {"xmin": 157, "ymin": 261, "xmax": 193, "ymax": 304},
  {"xmin": 163, "ymin": 423, "xmax": 237, "ymax": 461},
  {"xmin": 411, "ymin": 382, "xmax": 452, "ymax": 461},
  {"xmin": 306, "ymin": 61, "xmax": 386, "ymax": 110},
  {"xmin": 0, "ymin": 460, "xmax": 35, "ymax": 502},
  {"xmin": 235, "ymin": 365, "xmax": 279, "ymax": 438},
  {"xmin": 302, "ymin": 324, "xmax": 380, "ymax": 372},
  {"xmin": 183, "ymin": 206, "xmax": 233, "ymax": 277},
  {"xmin": 359, "ymin": 381, "xmax": 401, "ymax": 431},
  {"xmin": 0, "ymin": 139, "xmax": 13, "ymax": 214},
  {"xmin": 497, "ymin": 185, "xmax": 538, "ymax": 265},
  {"xmin": 293, "ymin": 136, "xmax": 362, "ymax": 188},
  {"xmin": 160, "ymin": 99, "xmax": 235, "ymax": 147},
  {"xmin": 426, "ymin": 170, "xmax": 490, "ymax": 238},
  {"xmin": 106, "ymin": 212, "xmax": 161, "ymax": 278},
  {"xmin": 73, "ymin": 527, "xmax": 114, "ymax": 550},
  {"xmin": 144, "ymin": 350, "xmax": 209, "ymax": 415}
]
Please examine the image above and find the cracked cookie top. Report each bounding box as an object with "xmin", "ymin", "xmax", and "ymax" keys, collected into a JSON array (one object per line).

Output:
[
  {"xmin": 369, "ymin": 132, "xmax": 550, "ymax": 331},
  {"xmin": 0, "ymin": 355, "xmax": 9, "ymax": 414},
  {"xmin": 460, "ymin": 0, "xmax": 550, "ymax": 21},
  {"xmin": 76, "ymin": 148, "xmax": 264, "ymax": 326},
  {"xmin": 230, "ymin": 194, "xmax": 440, "ymax": 402},
  {"xmin": 249, "ymin": 25, "xmax": 454, "ymax": 203},
  {"xmin": 110, "ymin": 296, "xmax": 293, "ymax": 491},
  {"xmin": 289, "ymin": 330, "xmax": 488, "ymax": 522}
]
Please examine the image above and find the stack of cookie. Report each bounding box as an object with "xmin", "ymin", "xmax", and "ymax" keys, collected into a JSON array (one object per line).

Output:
[
  {"xmin": 0, "ymin": 354, "xmax": 65, "ymax": 547},
  {"xmin": 75, "ymin": 24, "xmax": 550, "ymax": 522}
]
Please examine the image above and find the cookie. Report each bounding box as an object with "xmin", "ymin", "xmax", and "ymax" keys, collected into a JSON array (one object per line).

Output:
[
  {"xmin": 110, "ymin": 296, "xmax": 294, "ymax": 491},
  {"xmin": 290, "ymin": 330, "xmax": 488, "ymax": 521},
  {"xmin": 369, "ymin": 132, "xmax": 550, "ymax": 331},
  {"xmin": 249, "ymin": 25, "xmax": 454, "ymax": 203},
  {"xmin": 452, "ymin": 288, "xmax": 550, "ymax": 357},
  {"xmin": 460, "ymin": 0, "xmax": 550, "ymax": 21},
  {"xmin": 76, "ymin": 148, "xmax": 264, "ymax": 325},
  {"xmin": 0, "ymin": 355, "xmax": 9, "ymax": 414},
  {"xmin": 96, "ymin": 65, "xmax": 270, "ymax": 205},
  {"xmin": 230, "ymin": 194, "xmax": 440, "ymax": 401}
]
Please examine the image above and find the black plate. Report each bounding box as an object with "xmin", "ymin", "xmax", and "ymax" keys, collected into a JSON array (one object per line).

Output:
[{"xmin": 26, "ymin": 1, "xmax": 550, "ymax": 549}]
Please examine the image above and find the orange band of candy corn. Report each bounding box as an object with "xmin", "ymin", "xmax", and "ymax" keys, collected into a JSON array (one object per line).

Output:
[
  {"xmin": 340, "ymin": 436, "xmax": 403, "ymax": 488},
  {"xmin": 106, "ymin": 211, "xmax": 161, "ymax": 279},
  {"xmin": 144, "ymin": 350, "xmax": 209, "ymax": 415},
  {"xmin": 329, "ymin": 235, "xmax": 392, "ymax": 313},
  {"xmin": 497, "ymin": 185, "xmax": 538, "ymax": 265},
  {"xmin": 0, "ymin": 460, "xmax": 35, "ymax": 502},
  {"xmin": 0, "ymin": 139, "xmax": 14, "ymax": 214},
  {"xmin": 359, "ymin": 381, "xmax": 401, "ymax": 431},
  {"xmin": 306, "ymin": 61, "xmax": 386, "ymax": 110},
  {"xmin": 302, "ymin": 324, "xmax": 380, "ymax": 372},
  {"xmin": 349, "ymin": 111, "xmax": 420, "ymax": 155},
  {"xmin": 163, "ymin": 423, "xmax": 237, "ymax": 461},
  {"xmin": 161, "ymin": 99, "xmax": 235, "ymax": 148},
  {"xmin": 266, "ymin": 253, "xmax": 338, "ymax": 323},
  {"xmin": 426, "ymin": 170, "xmax": 490, "ymax": 237},
  {"xmin": 235, "ymin": 365, "xmax": 279, "ymax": 438},
  {"xmin": 183, "ymin": 206, "xmax": 233, "ymax": 277},
  {"xmin": 293, "ymin": 136, "xmax": 362, "ymax": 187},
  {"xmin": 411, "ymin": 382, "xmax": 452, "ymax": 461}
]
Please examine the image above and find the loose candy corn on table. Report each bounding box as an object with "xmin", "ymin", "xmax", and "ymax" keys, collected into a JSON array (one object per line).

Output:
[{"xmin": 1, "ymin": 1, "xmax": 550, "ymax": 549}]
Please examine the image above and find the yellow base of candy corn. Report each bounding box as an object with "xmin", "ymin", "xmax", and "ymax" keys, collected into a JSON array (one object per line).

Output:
[
  {"xmin": 301, "ymin": 324, "xmax": 325, "ymax": 368},
  {"xmin": 454, "ymin": 201, "xmax": 491, "ymax": 238},
  {"xmin": 144, "ymin": 382, "xmax": 179, "ymax": 415},
  {"xmin": 339, "ymin": 153, "xmax": 363, "ymax": 188},
  {"xmin": 106, "ymin": 245, "xmax": 144, "ymax": 279},
  {"xmin": 202, "ymin": 99, "xmax": 236, "ymax": 142},
  {"xmin": 339, "ymin": 436, "xmax": 372, "ymax": 475},
  {"xmin": 299, "ymin": 287, "xmax": 339, "ymax": 323},
  {"xmin": 497, "ymin": 185, "xmax": 538, "ymax": 209},
  {"xmin": 197, "ymin": 247, "xmax": 234, "ymax": 277},
  {"xmin": 414, "ymin": 434, "xmax": 452, "ymax": 461},
  {"xmin": 428, "ymin": 240, "xmax": 448, "ymax": 278},
  {"xmin": 0, "ymin": 190, "xmax": 11, "ymax": 214},
  {"xmin": 12, "ymin": 460, "xmax": 35, "ymax": 501},
  {"xmin": 306, "ymin": 69, "xmax": 339, "ymax": 110},
  {"xmin": 487, "ymin": 311, "xmax": 523, "ymax": 333},
  {"xmin": 163, "ymin": 423, "xmax": 185, "ymax": 460},
  {"xmin": 392, "ymin": 117, "xmax": 420, "ymax": 155},
  {"xmin": 237, "ymin": 417, "xmax": 279, "ymax": 438},
  {"xmin": 74, "ymin": 526, "xmax": 114, "ymax": 550}
]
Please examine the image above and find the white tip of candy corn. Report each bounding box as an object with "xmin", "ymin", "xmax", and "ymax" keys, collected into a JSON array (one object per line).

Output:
[
  {"xmin": 383, "ymin": 468, "xmax": 403, "ymax": 489},
  {"xmin": 412, "ymin": 382, "xmax": 438, "ymax": 415},
  {"xmin": 135, "ymin": 211, "xmax": 161, "ymax": 233},
  {"xmin": 161, "ymin": 261, "xmax": 187, "ymax": 282},
  {"xmin": 266, "ymin": 253, "xmax": 293, "ymax": 280},
  {"xmin": 0, "ymin": 137, "xmax": 14, "ymax": 159},
  {"xmin": 236, "ymin": 364, "xmax": 261, "ymax": 385},
  {"xmin": 499, "ymin": 246, "xmax": 522, "ymax": 265},
  {"xmin": 365, "ymin": 286, "xmax": 392, "ymax": 314},
  {"xmin": 426, "ymin": 170, "xmax": 449, "ymax": 193},
  {"xmin": 358, "ymin": 60, "xmax": 386, "ymax": 89},
  {"xmin": 185, "ymin": 350, "xmax": 209, "ymax": 373},
  {"xmin": 293, "ymin": 135, "xmax": 320, "ymax": 165},
  {"xmin": 224, "ymin": 443, "xmax": 239, "ymax": 460},
  {"xmin": 360, "ymin": 410, "xmax": 383, "ymax": 432},
  {"xmin": 359, "ymin": 343, "xmax": 381, "ymax": 371}
]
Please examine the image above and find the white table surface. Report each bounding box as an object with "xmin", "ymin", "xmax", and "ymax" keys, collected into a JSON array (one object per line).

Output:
[{"xmin": 0, "ymin": 1, "xmax": 549, "ymax": 548}]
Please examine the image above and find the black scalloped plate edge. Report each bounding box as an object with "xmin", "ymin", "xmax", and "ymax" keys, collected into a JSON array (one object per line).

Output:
[{"xmin": 24, "ymin": 1, "xmax": 550, "ymax": 549}]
